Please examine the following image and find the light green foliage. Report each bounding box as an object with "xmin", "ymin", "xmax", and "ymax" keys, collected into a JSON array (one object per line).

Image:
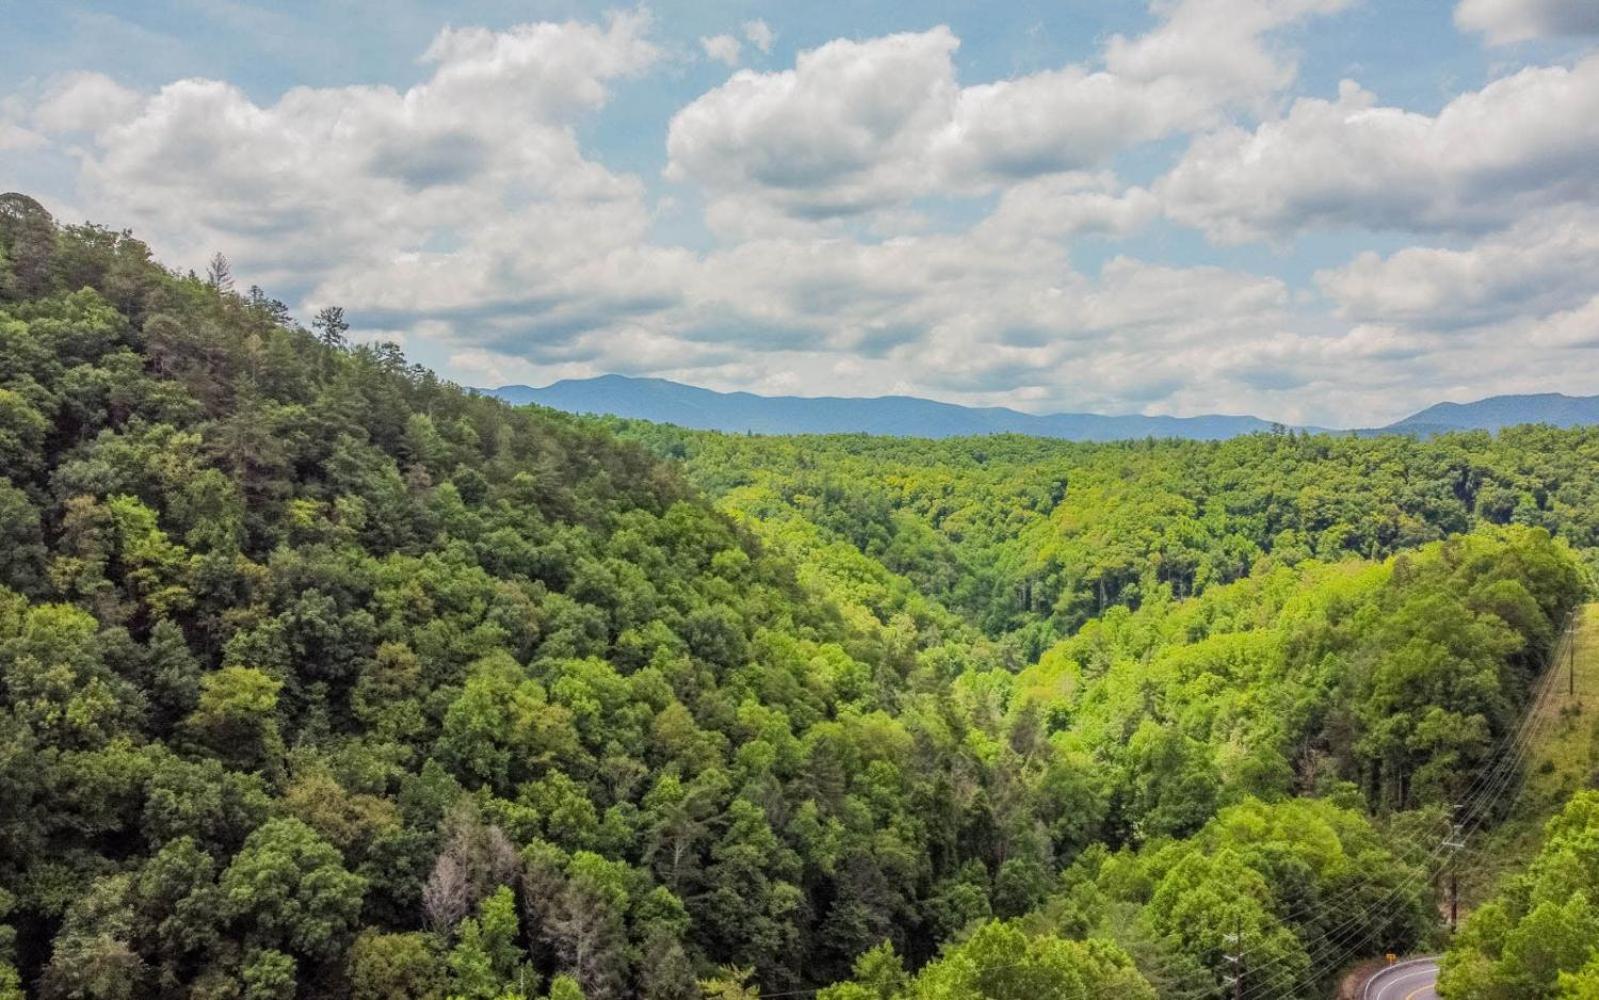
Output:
[
  {"xmin": 1049, "ymin": 796, "xmax": 1428, "ymax": 999},
  {"xmin": 823, "ymin": 921, "xmax": 1156, "ymax": 1000},
  {"xmin": 448, "ymin": 887, "xmax": 530, "ymax": 1000},
  {"xmin": 545, "ymin": 975, "xmax": 586, "ymax": 1000},
  {"xmin": 219, "ymin": 817, "xmax": 366, "ymax": 960},
  {"xmin": 1443, "ymin": 791, "xmax": 1599, "ymax": 998},
  {"xmin": 241, "ymin": 949, "xmax": 296, "ymax": 1000},
  {"xmin": 0, "ymin": 202, "xmax": 1591, "ymax": 1000},
  {"xmin": 183, "ymin": 666, "xmax": 283, "ymax": 773},
  {"xmin": 39, "ymin": 875, "xmax": 146, "ymax": 1000},
  {"xmin": 0, "ymin": 599, "xmax": 139, "ymax": 750}
]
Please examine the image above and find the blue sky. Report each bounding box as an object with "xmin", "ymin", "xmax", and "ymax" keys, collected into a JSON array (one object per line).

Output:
[{"xmin": 3, "ymin": 0, "xmax": 1598, "ymax": 425}]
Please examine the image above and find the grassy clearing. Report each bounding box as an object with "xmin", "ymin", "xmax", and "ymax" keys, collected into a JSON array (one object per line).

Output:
[{"xmin": 1460, "ymin": 602, "xmax": 1599, "ymax": 904}]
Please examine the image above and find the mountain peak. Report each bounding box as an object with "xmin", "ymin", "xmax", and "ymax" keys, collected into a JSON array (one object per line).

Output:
[{"xmin": 1392, "ymin": 392, "xmax": 1599, "ymax": 432}]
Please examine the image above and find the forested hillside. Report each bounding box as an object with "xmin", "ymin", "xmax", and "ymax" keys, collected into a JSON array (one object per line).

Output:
[
  {"xmin": 0, "ymin": 195, "xmax": 1591, "ymax": 1000},
  {"xmin": 1441, "ymin": 792, "xmax": 1599, "ymax": 997},
  {"xmin": 613, "ymin": 424, "xmax": 1599, "ymax": 653}
]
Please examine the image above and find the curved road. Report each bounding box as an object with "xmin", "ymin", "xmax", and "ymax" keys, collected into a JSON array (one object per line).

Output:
[{"xmin": 1363, "ymin": 957, "xmax": 1439, "ymax": 1000}]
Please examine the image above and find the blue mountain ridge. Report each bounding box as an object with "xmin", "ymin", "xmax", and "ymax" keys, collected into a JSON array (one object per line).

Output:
[{"xmin": 483, "ymin": 376, "xmax": 1599, "ymax": 441}]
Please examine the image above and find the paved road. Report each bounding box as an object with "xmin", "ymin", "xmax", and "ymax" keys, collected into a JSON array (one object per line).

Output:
[{"xmin": 1363, "ymin": 957, "xmax": 1439, "ymax": 1000}]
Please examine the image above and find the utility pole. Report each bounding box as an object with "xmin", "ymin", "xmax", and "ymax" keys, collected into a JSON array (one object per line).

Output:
[
  {"xmin": 1572, "ymin": 608, "xmax": 1579, "ymax": 700},
  {"xmin": 1444, "ymin": 818, "xmax": 1466, "ymax": 933},
  {"xmin": 1223, "ymin": 917, "xmax": 1244, "ymax": 1000}
]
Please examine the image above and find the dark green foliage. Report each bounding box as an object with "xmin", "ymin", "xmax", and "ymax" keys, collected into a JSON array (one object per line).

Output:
[{"xmin": 0, "ymin": 202, "xmax": 1590, "ymax": 999}]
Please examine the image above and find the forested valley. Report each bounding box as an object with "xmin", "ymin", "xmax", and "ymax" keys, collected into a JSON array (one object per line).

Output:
[{"xmin": 3, "ymin": 194, "xmax": 1599, "ymax": 1000}]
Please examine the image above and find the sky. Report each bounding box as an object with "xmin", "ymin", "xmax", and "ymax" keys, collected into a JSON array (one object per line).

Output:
[{"xmin": 2, "ymin": 0, "xmax": 1598, "ymax": 427}]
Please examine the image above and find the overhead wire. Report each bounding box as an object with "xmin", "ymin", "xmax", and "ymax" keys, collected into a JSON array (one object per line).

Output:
[{"xmin": 1231, "ymin": 609, "xmax": 1580, "ymax": 999}]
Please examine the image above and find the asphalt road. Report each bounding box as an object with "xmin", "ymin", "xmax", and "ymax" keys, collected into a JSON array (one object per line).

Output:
[{"xmin": 1363, "ymin": 957, "xmax": 1439, "ymax": 1000}]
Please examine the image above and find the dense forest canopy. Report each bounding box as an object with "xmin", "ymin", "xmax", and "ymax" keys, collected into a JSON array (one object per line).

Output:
[
  {"xmin": 1441, "ymin": 791, "xmax": 1599, "ymax": 998},
  {"xmin": 609, "ymin": 421, "xmax": 1599, "ymax": 650},
  {"xmin": 0, "ymin": 194, "xmax": 1593, "ymax": 1000}
]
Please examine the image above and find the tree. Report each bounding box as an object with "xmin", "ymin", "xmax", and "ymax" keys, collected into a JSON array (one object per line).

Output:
[
  {"xmin": 1123, "ymin": 721, "xmax": 1220, "ymax": 840},
  {"xmin": 313, "ymin": 305, "xmax": 349, "ymax": 351},
  {"xmin": 205, "ymin": 252, "xmax": 233, "ymax": 292},
  {"xmin": 424, "ymin": 853, "xmax": 472, "ymax": 934},
  {"xmin": 546, "ymin": 975, "xmax": 587, "ymax": 1000},
  {"xmin": 1445, "ymin": 793, "xmax": 1599, "ymax": 998},
  {"xmin": 183, "ymin": 666, "xmax": 284, "ymax": 773},
  {"xmin": 0, "ymin": 480, "xmax": 45, "ymax": 594},
  {"xmin": 0, "ymin": 192, "xmax": 57, "ymax": 298},
  {"xmin": 838, "ymin": 921, "xmax": 1156, "ymax": 1000},
  {"xmin": 2, "ymin": 599, "xmax": 139, "ymax": 750},
  {"xmin": 538, "ymin": 852, "xmax": 631, "ymax": 1000},
  {"xmin": 349, "ymin": 932, "xmax": 447, "ymax": 1000},
  {"xmin": 449, "ymin": 886, "xmax": 532, "ymax": 999},
  {"xmin": 700, "ymin": 968, "xmax": 760, "ymax": 1000},
  {"xmin": 242, "ymin": 949, "xmax": 297, "ymax": 1000},
  {"xmin": 219, "ymin": 817, "xmax": 366, "ymax": 960},
  {"xmin": 39, "ymin": 875, "xmax": 147, "ymax": 1000},
  {"xmin": 141, "ymin": 618, "xmax": 202, "ymax": 733}
]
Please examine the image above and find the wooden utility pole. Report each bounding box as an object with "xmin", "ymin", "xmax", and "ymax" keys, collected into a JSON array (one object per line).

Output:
[
  {"xmin": 1445, "ymin": 819, "xmax": 1465, "ymax": 932},
  {"xmin": 1571, "ymin": 609, "xmax": 1578, "ymax": 699},
  {"xmin": 1449, "ymin": 869, "xmax": 1459, "ymax": 931}
]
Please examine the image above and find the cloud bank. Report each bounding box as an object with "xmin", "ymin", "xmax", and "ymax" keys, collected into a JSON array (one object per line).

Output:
[{"xmin": 4, "ymin": 0, "xmax": 1598, "ymax": 426}]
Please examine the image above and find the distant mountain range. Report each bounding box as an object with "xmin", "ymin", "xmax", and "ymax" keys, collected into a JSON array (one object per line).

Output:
[
  {"xmin": 1380, "ymin": 393, "xmax": 1599, "ymax": 435},
  {"xmin": 483, "ymin": 376, "xmax": 1599, "ymax": 441}
]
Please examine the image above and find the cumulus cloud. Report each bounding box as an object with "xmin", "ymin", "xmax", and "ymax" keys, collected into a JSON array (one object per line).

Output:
[
  {"xmin": 25, "ymin": 10, "xmax": 1280, "ymax": 418},
  {"xmin": 641, "ymin": 231, "xmax": 1316, "ymax": 416},
  {"xmin": 666, "ymin": 0, "xmax": 1351, "ymax": 230},
  {"xmin": 12, "ymin": 3, "xmax": 1599, "ymax": 427},
  {"xmin": 1290, "ymin": 204, "xmax": 1599, "ymax": 418},
  {"xmin": 1160, "ymin": 57, "xmax": 1599, "ymax": 242},
  {"xmin": 973, "ymin": 173, "xmax": 1159, "ymax": 246},
  {"xmin": 0, "ymin": 118, "xmax": 45, "ymax": 152},
  {"xmin": 743, "ymin": 20, "xmax": 776, "ymax": 54},
  {"xmin": 1455, "ymin": 0, "xmax": 1599, "ymax": 44},
  {"xmin": 1317, "ymin": 209, "xmax": 1599, "ymax": 329},
  {"xmin": 32, "ymin": 10, "xmax": 661, "ymax": 320},
  {"xmin": 700, "ymin": 34, "xmax": 741, "ymax": 67},
  {"xmin": 667, "ymin": 28, "xmax": 963, "ymax": 222},
  {"xmin": 31, "ymin": 72, "xmax": 143, "ymax": 133}
]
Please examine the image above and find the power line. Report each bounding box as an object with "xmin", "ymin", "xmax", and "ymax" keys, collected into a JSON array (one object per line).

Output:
[{"xmin": 1232, "ymin": 608, "xmax": 1581, "ymax": 999}]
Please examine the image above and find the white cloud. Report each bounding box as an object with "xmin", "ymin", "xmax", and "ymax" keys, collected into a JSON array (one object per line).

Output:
[
  {"xmin": 1455, "ymin": 0, "xmax": 1599, "ymax": 44},
  {"xmin": 0, "ymin": 122, "xmax": 45, "ymax": 153},
  {"xmin": 700, "ymin": 34, "xmax": 741, "ymax": 67},
  {"xmin": 666, "ymin": 0, "xmax": 1350, "ymax": 231},
  {"xmin": 1295, "ymin": 206, "xmax": 1599, "ymax": 419},
  {"xmin": 33, "ymin": 11, "xmax": 661, "ymax": 316},
  {"xmin": 973, "ymin": 173, "xmax": 1159, "ymax": 245},
  {"xmin": 1522, "ymin": 295, "xmax": 1599, "ymax": 350},
  {"xmin": 742, "ymin": 20, "xmax": 775, "ymax": 54},
  {"xmin": 1317, "ymin": 209, "xmax": 1599, "ymax": 329},
  {"xmin": 418, "ymin": 14, "xmax": 658, "ymax": 119},
  {"xmin": 13, "ymin": 4, "xmax": 1599, "ymax": 428},
  {"xmin": 1, "ymin": 91, "xmax": 48, "ymax": 152},
  {"xmin": 31, "ymin": 72, "xmax": 143, "ymax": 133},
  {"xmin": 666, "ymin": 28, "xmax": 963, "ymax": 223},
  {"xmin": 1160, "ymin": 56, "xmax": 1599, "ymax": 242}
]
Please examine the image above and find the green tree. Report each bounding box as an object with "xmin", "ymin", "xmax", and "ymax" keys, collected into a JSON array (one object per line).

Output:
[
  {"xmin": 349, "ymin": 931, "xmax": 446, "ymax": 1000},
  {"xmin": 183, "ymin": 666, "xmax": 284, "ymax": 773},
  {"xmin": 219, "ymin": 817, "xmax": 366, "ymax": 961}
]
